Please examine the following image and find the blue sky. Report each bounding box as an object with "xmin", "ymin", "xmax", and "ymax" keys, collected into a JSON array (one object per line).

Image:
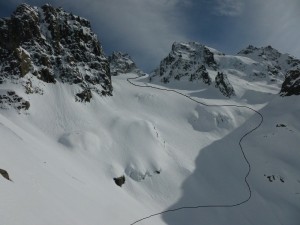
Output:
[{"xmin": 1, "ymin": 0, "xmax": 300, "ymax": 72}]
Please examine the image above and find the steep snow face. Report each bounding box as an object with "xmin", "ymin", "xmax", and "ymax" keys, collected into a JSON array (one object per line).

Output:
[
  {"xmin": 0, "ymin": 3, "xmax": 112, "ymax": 108},
  {"xmin": 109, "ymin": 52, "xmax": 142, "ymax": 76}
]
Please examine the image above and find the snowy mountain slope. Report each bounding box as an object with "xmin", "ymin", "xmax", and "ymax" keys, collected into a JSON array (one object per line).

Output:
[
  {"xmin": 0, "ymin": 73, "xmax": 259, "ymax": 224},
  {"xmin": 163, "ymin": 94, "xmax": 300, "ymax": 225},
  {"xmin": 0, "ymin": 4, "xmax": 300, "ymax": 225},
  {"xmin": 1, "ymin": 71, "xmax": 299, "ymax": 225}
]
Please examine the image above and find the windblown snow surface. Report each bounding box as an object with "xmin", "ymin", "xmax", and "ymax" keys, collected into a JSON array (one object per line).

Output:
[{"xmin": 0, "ymin": 72, "xmax": 300, "ymax": 225}]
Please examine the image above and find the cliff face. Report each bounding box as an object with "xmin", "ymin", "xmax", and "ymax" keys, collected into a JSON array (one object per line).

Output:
[
  {"xmin": 280, "ymin": 70, "xmax": 300, "ymax": 96},
  {"xmin": 108, "ymin": 51, "xmax": 145, "ymax": 76},
  {"xmin": 0, "ymin": 3, "xmax": 112, "ymax": 106}
]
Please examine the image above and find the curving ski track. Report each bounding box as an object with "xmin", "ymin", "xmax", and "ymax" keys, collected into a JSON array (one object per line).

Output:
[{"xmin": 127, "ymin": 76, "xmax": 264, "ymax": 225}]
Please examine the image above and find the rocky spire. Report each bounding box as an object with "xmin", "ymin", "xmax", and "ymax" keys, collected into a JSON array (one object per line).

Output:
[{"xmin": 0, "ymin": 4, "xmax": 112, "ymax": 105}]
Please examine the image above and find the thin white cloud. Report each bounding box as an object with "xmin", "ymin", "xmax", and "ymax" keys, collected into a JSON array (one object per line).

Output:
[{"xmin": 214, "ymin": 0, "xmax": 244, "ymax": 16}]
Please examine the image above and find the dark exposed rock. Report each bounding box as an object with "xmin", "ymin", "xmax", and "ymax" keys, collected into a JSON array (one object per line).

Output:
[
  {"xmin": 190, "ymin": 65, "xmax": 212, "ymax": 85},
  {"xmin": 280, "ymin": 70, "xmax": 300, "ymax": 96},
  {"xmin": 38, "ymin": 68, "xmax": 56, "ymax": 83},
  {"xmin": 154, "ymin": 170, "xmax": 161, "ymax": 174},
  {"xmin": 215, "ymin": 72, "xmax": 235, "ymax": 97},
  {"xmin": 109, "ymin": 52, "xmax": 139, "ymax": 76},
  {"xmin": 0, "ymin": 90, "xmax": 30, "ymax": 110},
  {"xmin": 114, "ymin": 175, "xmax": 125, "ymax": 187},
  {"xmin": 153, "ymin": 42, "xmax": 218, "ymax": 82},
  {"xmin": 264, "ymin": 174, "xmax": 285, "ymax": 183},
  {"xmin": 0, "ymin": 169, "xmax": 10, "ymax": 181},
  {"xmin": 0, "ymin": 3, "xmax": 112, "ymax": 96},
  {"xmin": 276, "ymin": 124, "xmax": 287, "ymax": 127},
  {"xmin": 76, "ymin": 89, "xmax": 92, "ymax": 102},
  {"xmin": 203, "ymin": 47, "xmax": 217, "ymax": 70}
]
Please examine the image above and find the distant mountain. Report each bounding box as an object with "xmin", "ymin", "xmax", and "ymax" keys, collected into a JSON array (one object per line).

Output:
[
  {"xmin": 238, "ymin": 45, "xmax": 300, "ymax": 77},
  {"xmin": 109, "ymin": 51, "xmax": 144, "ymax": 76},
  {"xmin": 0, "ymin": 3, "xmax": 112, "ymax": 109},
  {"xmin": 151, "ymin": 42, "xmax": 300, "ymax": 98}
]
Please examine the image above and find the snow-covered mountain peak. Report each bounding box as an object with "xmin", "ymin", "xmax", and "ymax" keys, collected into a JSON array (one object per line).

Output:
[
  {"xmin": 238, "ymin": 45, "xmax": 300, "ymax": 76},
  {"xmin": 238, "ymin": 45, "xmax": 281, "ymax": 59},
  {"xmin": 109, "ymin": 51, "xmax": 144, "ymax": 76},
  {"xmin": 0, "ymin": 4, "xmax": 112, "ymax": 110},
  {"xmin": 169, "ymin": 41, "xmax": 218, "ymax": 69},
  {"xmin": 151, "ymin": 41, "xmax": 300, "ymax": 99}
]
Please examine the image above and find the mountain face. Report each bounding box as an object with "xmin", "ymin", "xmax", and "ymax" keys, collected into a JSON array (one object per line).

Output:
[
  {"xmin": 215, "ymin": 72, "xmax": 235, "ymax": 97},
  {"xmin": 238, "ymin": 45, "xmax": 300, "ymax": 77},
  {"xmin": 109, "ymin": 52, "xmax": 137, "ymax": 76},
  {"xmin": 1, "ymin": 4, "xmax": 300, "ymax": 225},
  {"xmin": 153, "ymin": 42, "xmax": 217, "ymax": 82},
  {"xmin": 151, "ymin": 42, "xmax": 300, "ymax": 98},
  {"xmin": 280, "ymin": 69, "xmax": 300, "ymax": 96},
  {"xmin": 0, "ymin": 3, "xmax": 112, "ymax": 108}
]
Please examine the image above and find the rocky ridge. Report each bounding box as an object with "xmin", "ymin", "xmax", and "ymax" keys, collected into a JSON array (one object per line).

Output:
[
  {"xmin": 0, "ymin": 3, "xmax": 112, "ymax": 110},
  {"xmin": 153, "ymin": 42, "xmax": 217, "ymax": 82},
  {"xmin": 109, "ymin": 51, "xmax": 145, "ymax": 76},
  {"xmin": 151, "ymin": 42, "xmax": 300, "ymax": 98},
  {"xmin": 238, "ymin": 45, "xmax": 300, "ymax": 77},
  {"xmin": 280, "ymin": 69, "xmax": 300, "ymax": 96}
]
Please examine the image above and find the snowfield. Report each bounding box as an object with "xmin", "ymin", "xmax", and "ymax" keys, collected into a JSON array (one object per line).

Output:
[{"xmin": 0, "ymin": 73, "xmax": 299, "ymax": 225}]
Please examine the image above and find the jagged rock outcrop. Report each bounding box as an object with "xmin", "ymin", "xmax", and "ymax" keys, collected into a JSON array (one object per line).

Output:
[
  {"xmin": 0, "ymin": 90, "xmax": 30, "ymax": 111},
  {"xmin": 280, "ymin": 70, "xmax": 300, "ymax": 96},
  {"xmin": 151, "ymin": 41, "xmax": 300, "ymax": 98},
  {"xmin": 215, "ymin": 72, "xmax": 235, "ymax": 97},
  {"xmin": 109, "ymin": 52, "xmax": 138, "ymax": 76},
  {"xmin": 76, "ymin": 89, "xmax": 93, "ymax": 102},
  {"xmin": 113, "ymin": 175, "xmax": 125, "ymax": 187},
  {"xmin": 0, "ymin": 3, "xmax": 112, "ymax": 108},
  {"xmin": 189, "ymin": 65, "xmax": 212, "ymax": 85},
  {"xmin": 153, "ymin": 42, "xmax": 217, "ymax": 82}
]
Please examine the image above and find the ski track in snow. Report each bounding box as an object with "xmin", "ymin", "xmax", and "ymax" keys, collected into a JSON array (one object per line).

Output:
[{"xmin": 127, "ymin": 76, "xmax": 264, "ymax": 225}]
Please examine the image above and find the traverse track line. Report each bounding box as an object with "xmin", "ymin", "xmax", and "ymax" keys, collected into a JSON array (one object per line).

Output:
[{"xmin": 127, "ymin": 76, "xmax": 264, "ymax": 225}]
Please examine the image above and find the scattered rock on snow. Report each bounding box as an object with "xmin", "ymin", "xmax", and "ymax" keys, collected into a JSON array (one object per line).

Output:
[
  {"xmin": 0, "ymin": 169, "xmax": 11, "ymax": 181},
  {"xmin": 0, "ymin": 90, "xmax": 30, "ymax": 111},
  {"xmin": 276, "ymin": 124, "xmax": 287, "ymax": 128},
  {"xmin": 114, "ymin": 175, "xmax": 125, "ymax": 187}
]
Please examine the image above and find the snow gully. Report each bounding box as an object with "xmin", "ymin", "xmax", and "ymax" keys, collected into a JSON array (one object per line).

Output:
[{"xmin": 127, "ymin": 75, "xmax": 264, "ymax": 225}]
